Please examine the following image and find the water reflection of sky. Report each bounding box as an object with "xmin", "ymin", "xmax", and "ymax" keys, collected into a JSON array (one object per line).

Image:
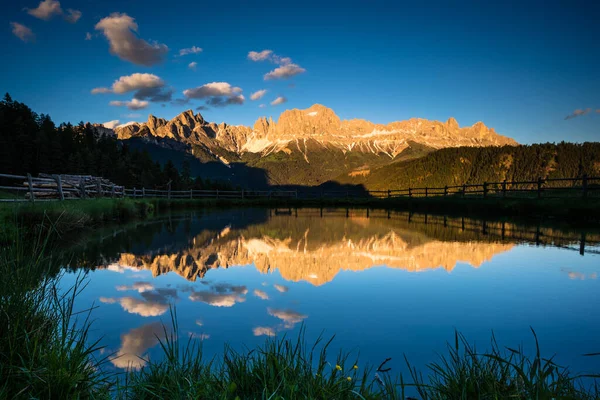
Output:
[{"xmin": 60, "ymin": 209, "xmax": 600, "ymax": 378}]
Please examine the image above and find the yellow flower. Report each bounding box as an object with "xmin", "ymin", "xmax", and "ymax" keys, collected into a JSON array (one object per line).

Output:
[
  {"xmin": 347, "ymin": 377, "xmax": 352, "ymax": 381},
  {"xmin": 353, "ymin": 365, "xmax": 358, "ymax": 370},
  {"xmin": 335, "ymin": 364, "xmax": 342, "ymax": 371}
]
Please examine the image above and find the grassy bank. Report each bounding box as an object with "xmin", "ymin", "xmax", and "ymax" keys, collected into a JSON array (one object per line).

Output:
[
  {"xmin": 0, "ymin": 198, "xmax": 156, "ymax": 244},
  {"xmin": 3, "ymin": 196, "xmax": 600, "ymax": 241}
]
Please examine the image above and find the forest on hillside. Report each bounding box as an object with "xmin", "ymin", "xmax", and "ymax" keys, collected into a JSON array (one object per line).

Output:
[
  {"xmin": 336, "ymin": 143, "xmax": 600, "ymax": 190},
  {"xmin": 2, "ymin": 94, "xmax": 599, "ymax": 193},
  {"xmin": 0, "ymin": 94, "xmax": 231, "ymax": 190}
]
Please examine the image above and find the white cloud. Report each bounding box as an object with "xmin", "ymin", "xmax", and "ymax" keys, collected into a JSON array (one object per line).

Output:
[
  {"xmin": 109, "ymin": 98, "xmax": 149, "ymax": 110},
  {"xmin": 189, "ymin": 291, "xmax": 245, "ymax": 307},
  {"xmin": 94, "ymin": 73, "xmax": 172, "ymax": 102},
  {"xmin": 183, "ymin": 82, "xmax": 245, "ymax": 107},
  {"xmin": 25, "ymin": 0, "xmax": 81, "ymax": 23},
  {"xmin": 102, "ymin": 120, "xmax": 120, "ymax": 129},
  {"xmin": 179, "ymin": 46, "xmax": 202, "ymax": 56},
  {"xmin": 188, "ymin": 332, "xmax": 210, "ymax": 340},
  {"xmin": 85, "ymin": 32, "xmax": 92, "ymax": 40},
  {"xmin": 65, "ymin": 8, "xmax": 81, "ymax": 23},
  {"xmin": 91, "ymin": 87, "xmax": 111, "ymax": 94},
  {"xmin": 100, "ymin": 296, "xmax": 167, "ymax": 317},
  {"xmin": 248, "ymin": 50, "xmax": 273, "ymax": 61},
  {"xmin": 112, "ymin": 73, "xmax": 165, "ymax": 94},
  {"xmin": 95, "ymin": 13, "xmax": 168, "ymax": 66},
  {"xmin": 273, "ymin": 56, "xmax": 292, "ymax": 65},
  {"xmin": 188, "ymin": 61, "xmax": 197, "ymax": 70},
  {"xmin": 253, "ymin": 326, "xmax": 276, "ymax": 337},
  {"xmin": 264, "ymin": 64, "xmax": 306, "ymax": 80},
  {"xmin": 247, "ymin": 50, "xmax": 293, "ymax": 65},
  {"xmin": 253, "ymin": 289, "xmax": 269, "ymax": 300},
  {"xmin": 188, "ymin": 283, "xmax": 247, "ymax": 307},
  {"xmin": 119, "ymin": 297, "xmax": 168, "ymax": 316},
  {"xmin": 274, "ymin": 284, "xmax": 288, "ymax": 292},
  {"xmin": 183, "ymin": 82, "xmax": 242, "ymax": 98},
  {"xmin": 206, "ymin": 94, "xmax": 244, "ymax": 107},
  {"xmin": 249, "ymin": 50, "xmax": 304, "ymax": 80},
  {"xmin": 100, "ymin": 288, "xmax": 176, "ymax": 317},
  {"xmin": 10, "ymin": 22, "xmax": 35, "ymax": 43},
  {"xmin": 26, "ymin": 0, "xmax": 62, "ymax": 20},
  {"xmin": 250, "ymin": 89, "xmax": 267, "ymax": 101},
  {"xmin": 270, "ymin": 96, "xmax": 287, "ymax": 106},
  {"xmin": 259, "ymin": 104, "xmax": 266, "ymax": 108},
  {"xmin": 564, "ymin": 108, "xmax": 592, "ymax": 120},
  {"xmin": 195, "ymin": 319, "xmax": 203, "ymax": 327},
  {"xmin": 268, "ymin": 308, "xmax": 307, "ymax": 328},
  {"xmin": 111, "ymin": 322, "xmax": 166, "ymax": 369},
  {"xmin": 116, "ymin": 281, "xmax": 154, "ymax": 293}
]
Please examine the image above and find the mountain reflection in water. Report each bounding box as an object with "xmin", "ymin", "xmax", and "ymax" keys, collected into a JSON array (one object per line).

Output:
[{"xmin": 68, "ymin": 208, "xmax": 599, "ymax": 286}]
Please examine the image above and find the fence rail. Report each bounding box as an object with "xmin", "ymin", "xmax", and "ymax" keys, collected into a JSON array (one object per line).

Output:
[{"xmin": 1, "ymin": 172, "xmax": 599, "ymax": 203}]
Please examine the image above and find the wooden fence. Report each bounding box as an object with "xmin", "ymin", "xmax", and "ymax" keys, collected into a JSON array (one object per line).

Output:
[
  {"xmin": 365, "ymin": 175, "xmax": 600, "ymax": 199},
  {"xmin": 1, "ymin": 172, "xmax": 599, "ymax": 202},
  {"xmin": 0, "ymin": 173, "xmax": 125, "ymax": 202}
]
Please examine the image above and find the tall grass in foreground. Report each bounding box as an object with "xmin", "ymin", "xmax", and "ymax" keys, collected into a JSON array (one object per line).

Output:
[
  {"xmin": 121, "ymin": 310, "xmax": 380, "ymax": 399},
  {"xmin": 119, "ymin": 309, "xmax": 599, "ymax": 400},
  {"xmin": 405, "ymin": 330, "xmax": 599, "ymax": 399},
  {"xmin": 0, "ymin": 227, "xmax": 111, "ymax": 399}
]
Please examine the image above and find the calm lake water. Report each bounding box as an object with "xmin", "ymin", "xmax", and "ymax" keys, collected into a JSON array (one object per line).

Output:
[{"xmin": 61, "ymin": 208, "xmax": 600, "ymax": 377}]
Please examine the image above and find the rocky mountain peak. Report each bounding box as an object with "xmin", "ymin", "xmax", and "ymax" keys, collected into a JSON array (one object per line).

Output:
[
  {"xmin": 174, "ymin": 109, "xmax": 203, "ymax": 126},
  {"xmin": 274, "ymin": 104, "xmax": 342, "ymax": 137},
  {"xmin": 106, "ymin": 103, "xmax": 517, "ymax": 161},
  {"xmin": 446, "ymin": 117, "xmax": 459, "ymax": 131},
  {"xmin": 147, "ymin": 114, "xmax": 167, "ymax": 131}
]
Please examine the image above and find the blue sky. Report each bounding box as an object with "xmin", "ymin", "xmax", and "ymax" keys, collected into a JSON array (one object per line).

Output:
[{"xmin": 1, "ymin": 0, "xmax": 598, "ymax": 143}]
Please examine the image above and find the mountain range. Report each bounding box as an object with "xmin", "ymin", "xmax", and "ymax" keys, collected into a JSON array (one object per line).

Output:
[{"xmin": 97, "ymin": 104, "xmax": 517, "ymax": 187}]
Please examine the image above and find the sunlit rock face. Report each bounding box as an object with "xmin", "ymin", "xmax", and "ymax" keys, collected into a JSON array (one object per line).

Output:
[
  {"xmin": 102, "ymin": 212, "xmax": 515, "ymax": 285},
  {"xmin": 108, "ymin": 104, "xmax": 517, "ymax": 159}
]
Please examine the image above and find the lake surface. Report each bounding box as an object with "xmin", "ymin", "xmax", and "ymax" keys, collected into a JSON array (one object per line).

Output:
[{"xmin": 61, "ymin": 208, "xmax": 600, "ymax": 377}]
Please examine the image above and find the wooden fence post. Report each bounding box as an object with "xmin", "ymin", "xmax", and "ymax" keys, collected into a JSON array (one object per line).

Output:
[
  {"xmin": 483, "ymin": 182, "xmax": 488, "ymax": 198},
  {"xmin": 79, "ymin": 177, "xmax": 86, "ymax": 199},
  {"xmin": 388, "ymin": 189, "xmax": 391, "ymax": 198},
  {"xmin": 190, "ymin": 189, "xmax": 193, "ymax": 199},
  {"xmin": 408, "ymin": 187, "xmax": 412, "ymax": 198},
  {"xmin": 111, "ymin": 184, "xmax": 115, "ymax": 198},
  {"xmin": 216, "ymin": 189, "xmax": 219, "ymax": 199},
  {"xmin": 582, "ymin": 174, "xmax": 588, "ymax": 198},
  {"xmin": 425, "ymin": 187, "xmax": 428, "ymax": 197},
  {"xmin": 462, "ymin": 184, "xmax": 466, "ymax": 197},
  {"xmin": 96, "ymin": 180, "xmax": 102, "ymax": 198},
  {"xmin": 444, "ymin": 186, "xmax": 448, "ymax": 196},
  {"xmin": 241, "ymin": 189, "xmax": 244, "ymax": 199},
  {"xmin": 27, "ymin": 173, "xmax": 34, "ymax": 202},
  {"xmin": 142, "ymin": 187, "xmax": 146, "ymax": 198},
  {"xmin": 537, "ymin": 177, "xmax": 543, "ymax": 199},
  {"xmin": 53, "ymin": 174, "xmax": 64, "ymax": 201},
  {"xmin": 133, "ymin": 187, "xmax": 137, "ymax": 198},
  {"xmin": 167, "ymin": 182, "xmax": 171, "ymax": 200},
  {"xmin": 502, "ymin": 180, "xmax": 507, "ymax": 198},
  {"xmin": 295, "ymin": 190, "xmax": 298, "ymax": 199}
]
